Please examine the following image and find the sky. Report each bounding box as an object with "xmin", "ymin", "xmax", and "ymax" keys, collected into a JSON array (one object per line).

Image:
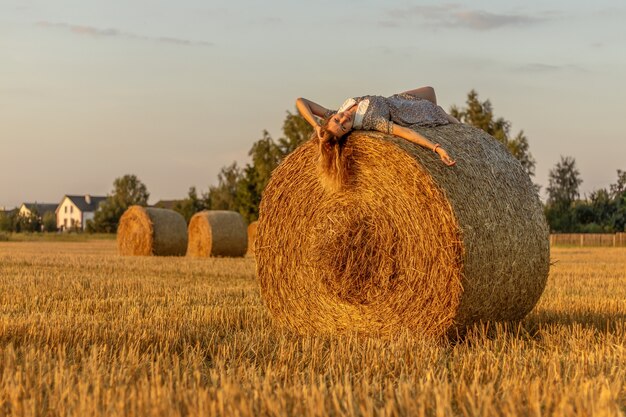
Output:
[{"xmin": 1, "ymin": 0, "xmax": 625, "ymax": 208}]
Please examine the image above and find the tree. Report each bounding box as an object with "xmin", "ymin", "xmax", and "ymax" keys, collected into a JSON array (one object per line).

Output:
[
  {"xmin": 240, "ymin": 112, "xmax": 313, "ymax": 222},
  {"xmin": 208, "ymin": 110, "xmax": 313, "ymax": 223},
  {"xmin": 544, "ymin": 156, "xmax": 583, "ymax": 232},
  {"xmin": 561, "ymin": 170, "xmax": 626, "ymax": 233},
  {"xmin": 587, "ymin": 188, "xmax": 613, "ymax": 231},
  {"xmin": 173, "ymin": 186, "xmax": 209, "ymax": 223},
  {"xmin": 208, "ymin": 163, "xmax": 243, "ymax": 211},
  {"xmin": 236, "ymin": 164, "xmax": 262, "ymax": 223},
  {"xmin": 277, "ymin": 111, "xmax": 314, "ymax": 155},
  {"xmin": 609, "ymin": 170, "xmax": 626, "ymax": 200},
  {"xmin": 611, "ymin": 196, "xmax": 626, "ymax": 232},
  {"xmin": 572, "ymin": 201, "xmax": 598, "ymax": 232},
  {"xmin": 16, "ymin": 207, "xmax": 42, "ymax": 233},
  {"xmin": 0, "ymin": 211, "xmax": 12, "ymax": 232},
  {"xmin": 233, "ymin": 130, "xmax": 283, "ymax": 222},
  {"xmin": 42, "ymin": 212, "xmax": 57, "ymax": 232},
  {"xmin": 609, "ymin": 170, "xmax": 626, "ymax": 232},
  {"xmin": 90, "ymin": 174, "xmax": 150, "ymax": 233},
  {"xmin": 546, "ymin": 156, "xmax": 582, "ymax": 207},
  {"xmin": 450, "ymin": 90, "xmax": 536, "ymax": 178},
  {"xmin": 248, "ymin": 130, "xmax": 284, "ymax": 193}
]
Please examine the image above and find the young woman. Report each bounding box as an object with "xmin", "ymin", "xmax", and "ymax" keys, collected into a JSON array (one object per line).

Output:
[{"xmin": 296, "ymin": 86, "xmax": 458, "ymax": 166}]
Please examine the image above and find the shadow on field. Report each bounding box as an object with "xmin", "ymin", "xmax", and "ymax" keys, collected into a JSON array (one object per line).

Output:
[
  {"xmin": 447, "ymin": 310, "xmax": 625, "ymax": 345},
  {"xmin": 523, "ymin": 309, "xmax": 626, "ymax": 336}
]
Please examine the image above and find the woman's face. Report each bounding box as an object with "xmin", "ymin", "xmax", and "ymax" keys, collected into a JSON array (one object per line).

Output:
[{"xmin": 326, "ymin": 111, "xmax": 354, "ymax": 137}]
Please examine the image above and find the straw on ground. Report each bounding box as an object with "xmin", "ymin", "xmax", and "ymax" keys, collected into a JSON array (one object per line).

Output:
[{"xmin": 0, "ymin": 241, "xmax": 624, "ymax": 416}]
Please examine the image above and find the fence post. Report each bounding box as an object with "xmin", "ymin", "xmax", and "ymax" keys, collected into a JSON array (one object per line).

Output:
[{"xmin": 580, "ymin": 234, "xmax": 584, "ymax": 247}]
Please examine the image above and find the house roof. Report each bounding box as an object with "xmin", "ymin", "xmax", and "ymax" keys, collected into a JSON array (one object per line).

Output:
[
  {"xmin": 153, "ymin": 199, "xmax": 182, "ymax": 210},
  {"xmin": 64, "ymin": 195, "xmax": 107, "ymax": 213},
  {"xmin": 22, "ymin": 203, "xmax": 59, "ymax": 215}
]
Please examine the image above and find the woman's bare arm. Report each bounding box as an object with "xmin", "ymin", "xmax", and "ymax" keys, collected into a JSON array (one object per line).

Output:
[
  {"xmin": 296, "ymin": 97, "xmax": 333, "ymax": 140},
  {"xmin": 296, "ymin": 98, "xmax": 332, "ymax": 128},
  {"xmin": 442, "ymin": 108, "xmax": 461, "ymax": 124},
  {"xmin": 392, "ymin": 124, "xmax": 456, "ymax": 166}
]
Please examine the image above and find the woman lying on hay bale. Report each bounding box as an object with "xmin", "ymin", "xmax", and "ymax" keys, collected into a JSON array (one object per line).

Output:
[
  {"xmin": 296, "ymin": 86, "xmax": 459, "ymax": 166},
  {"xmin": 259, "ymin": 88, "xmax": 548, "ymax": 338}
]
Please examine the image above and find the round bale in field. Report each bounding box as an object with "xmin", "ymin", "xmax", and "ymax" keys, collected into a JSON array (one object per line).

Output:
[
  {"xmin": 256, "ymin": 124, "xmax": 550, "ymax": 338},
  {"xmin": 117, "ymin": 206, "xmax": 188, "ymax": 256},
  {"xmin": 187, "ymin": 210, "xmax": 247, "ymax": 257},
  {"xmin": 247, "ymin": 221, "xmax": 258, "ymax": 255}
]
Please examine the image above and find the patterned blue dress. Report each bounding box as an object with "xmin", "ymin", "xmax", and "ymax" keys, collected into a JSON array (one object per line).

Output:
[{"xmin": 336, "ymin": 93, "xmax": 450, "ymax": 134}]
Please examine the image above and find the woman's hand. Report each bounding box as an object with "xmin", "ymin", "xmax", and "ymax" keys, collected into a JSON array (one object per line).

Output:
[
  {"xmin": 436, "ymin": 147, "xmax": 456, "ymax": 166},
  {"xmin": 390, "ymin": 125, "xmax": 456, "ymax": 166}
]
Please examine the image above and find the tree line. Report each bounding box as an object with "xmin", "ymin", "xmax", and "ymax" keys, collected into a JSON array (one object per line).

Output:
[
  {"xmin": 545, "ymin": 160, "xmax": 626, "ymax": 233},
  {"xmin": 1, "ymin": 91, "xmax": 623, "ymax": 234},
  {"xmin": 0, "ymin": 209, "xmax": 57, "ymax": 233}
]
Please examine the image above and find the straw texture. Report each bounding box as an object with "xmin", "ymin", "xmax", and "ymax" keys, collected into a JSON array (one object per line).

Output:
[
  {"xmin": 256, "ymin": 124, "xmax": 550, "ymax": 337},
  {"xmin": 187, "ymin": 210, "xmax": 248, "ymax": 257},
  {"xmin": 117, "ymin": 206, "xmax": 188, "ymax": 256},
  {"xmin": 247, "ymin": 221, "xmax": 258, "ymax": 255}
]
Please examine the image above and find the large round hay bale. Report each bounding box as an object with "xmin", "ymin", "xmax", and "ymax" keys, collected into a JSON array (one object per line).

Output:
[
  {"xmin": 256, "ymin": 124, "xmax": 549, "ymax": 337},
  {"xmin": 187, "ymin": 210, "xmax": 247, "ymax": 257},
  {"xmin": 117, "ymin": 206, "xmax": 188, "ymax": 256},
  {"xmin": 247, "ymin": 221, "xmax": 258, "ymax": 255}
]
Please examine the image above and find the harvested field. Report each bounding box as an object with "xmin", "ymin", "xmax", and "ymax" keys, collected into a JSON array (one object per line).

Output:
[{"xmin": 0, "ymin": 240, "xmax": 624, "ymax": 416}]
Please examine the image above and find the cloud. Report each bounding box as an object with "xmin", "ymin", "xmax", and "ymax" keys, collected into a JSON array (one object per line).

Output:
[
  {"xmin": 513, "ymin": 63, "xmax": 588, "ymax": 73},
  {"xmin": 37, "ymin": 21, "xmax": 213, "ymax": 47},
  {"xmin": 260, "ymin": 17, "xmax": 283, "ymax": 25},
  {"xmin": 592, "ymin": 7, "xmax": 626, "ymax": 18},
  {"xmin": 384, "ymin": 5, "xmax": 545, "ymax": 31},
  {"xmin": 454, "ymin": 10, "xmax": 539, "ymax": 30},
  {"xmin": 378, "ymin": 20, "xmax": 400, "ymax": 28}
]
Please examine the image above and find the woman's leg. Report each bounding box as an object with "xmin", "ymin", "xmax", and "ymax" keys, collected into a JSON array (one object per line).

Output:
[
  {"xmin": 400, "ymin": 86, "xmax": 437, "ymax": 104},
  {"xmin": 444, "ymin": 111, "xmax": 460, "ymax": 124}
]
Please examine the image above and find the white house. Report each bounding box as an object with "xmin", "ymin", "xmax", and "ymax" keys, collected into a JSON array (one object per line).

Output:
[
  {"xmin": 56, "ymin": 194, "xmax": 106, "ymax": 231},
  {"xmin": 19, "ymin": 202, "xmax": 58, "ymax": 219}
]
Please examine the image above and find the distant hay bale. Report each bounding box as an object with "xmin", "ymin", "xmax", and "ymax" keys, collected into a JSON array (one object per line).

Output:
[
  {"xmin": 117, "ymin": 206, "xmax": 188, "ymax": 256},
  {"xmin": 247, "ymin": 221, "xmax": 258, "ymax": 255},
  {"xmin": 256, "ymin": 124, "xmax": 550, "ymax": 337},
  {"xmin": 187, "ymin": 210, "xmax": 247, "ymax": 257}
]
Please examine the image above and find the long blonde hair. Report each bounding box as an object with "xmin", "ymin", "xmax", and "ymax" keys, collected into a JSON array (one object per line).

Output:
[{"xmin": 316, "ymin": 114, "xmax": 351, "ymax": 192}]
